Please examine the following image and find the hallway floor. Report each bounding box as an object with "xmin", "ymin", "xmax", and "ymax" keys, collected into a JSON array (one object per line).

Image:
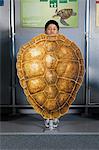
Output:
[{"xmin": 0, "ymin": 113, "xmax": 99, "ymax": 135}]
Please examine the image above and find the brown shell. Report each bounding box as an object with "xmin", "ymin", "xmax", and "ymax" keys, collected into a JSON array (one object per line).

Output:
[{"xmin": 16, "ymin": 34, "xmax": 84, "ymax": 119}]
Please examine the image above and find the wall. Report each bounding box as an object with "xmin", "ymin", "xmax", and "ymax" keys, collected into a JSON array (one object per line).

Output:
[
  {"xmin": 0, "ymin": 0, "xmax": 99, "ymax": 115},
  {"xmin": 88, "ymin": 0, "xmax": 99, "ymax": 104},
  {"xmin": 0, "ymin": 0, "xmax": 12, "ymax": 109}
]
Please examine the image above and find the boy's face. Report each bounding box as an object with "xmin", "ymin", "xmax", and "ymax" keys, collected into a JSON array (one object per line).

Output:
[{"xmin": 45, "ymin": 24, "xmax": 59, "ymax": 35}]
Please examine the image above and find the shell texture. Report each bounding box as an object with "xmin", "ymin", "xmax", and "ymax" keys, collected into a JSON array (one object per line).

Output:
[{"xmin": 16, "ymin": 34, "xmax": 84, "ymax": 119}]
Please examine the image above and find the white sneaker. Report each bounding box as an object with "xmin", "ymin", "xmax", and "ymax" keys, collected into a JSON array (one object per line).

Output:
[
  {"xmin": 53, "ymin": 118, "xmax": 59, "ymax": 128},
  {"xmin": 45, "ymin": 118, "xmax": 59, "ymax": 128},
  {"xmin": 45, "ymin": 119, "xmax": 50, "ymax": 128}
]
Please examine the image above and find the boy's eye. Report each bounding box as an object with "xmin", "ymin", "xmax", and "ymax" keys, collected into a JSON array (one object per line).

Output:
[{"xmin": 48, "ymin": 28, "xmax": 56, "ymax": 30}]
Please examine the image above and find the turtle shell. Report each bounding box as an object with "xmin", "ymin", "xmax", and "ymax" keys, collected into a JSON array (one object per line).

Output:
[{"xmin": 16, "ymin": 34, "xmax": 84, "ymax": 119}]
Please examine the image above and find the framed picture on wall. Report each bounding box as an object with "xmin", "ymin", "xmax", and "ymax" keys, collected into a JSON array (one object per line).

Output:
[{"xmin": 20, "ymin": 0, "xmax": 78, "ymax": 28}]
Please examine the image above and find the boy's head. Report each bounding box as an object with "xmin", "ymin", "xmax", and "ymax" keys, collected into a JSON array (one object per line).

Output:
[{"xmin": 45, "ymin": 20, "xmax": 59, "ymax": 35}]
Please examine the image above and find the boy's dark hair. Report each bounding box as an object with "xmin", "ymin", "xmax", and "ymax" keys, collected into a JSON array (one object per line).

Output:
[{"xmin": 45, "ymin": 20, "xmax": 59, "ymax": 31}]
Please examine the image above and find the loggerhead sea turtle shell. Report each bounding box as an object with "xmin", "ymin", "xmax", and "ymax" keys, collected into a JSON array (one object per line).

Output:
[{"xmin": 16, "ymin": 34, "xmax": 84, "ymax": 119}]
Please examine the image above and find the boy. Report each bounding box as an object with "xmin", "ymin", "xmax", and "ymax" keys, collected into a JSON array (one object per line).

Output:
[
  {"xmin": 44, "ymin": 20, "xmax": 60, "ymax": 129},
  {"xmin": 45, "ymin": 20, "xmax": 59, "ymax": 35}
]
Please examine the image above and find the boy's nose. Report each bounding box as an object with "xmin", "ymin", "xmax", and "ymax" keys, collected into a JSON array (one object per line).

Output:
[{"xmin": 50, "ymin": 30, "xmax": 54, "ymax": 34}]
